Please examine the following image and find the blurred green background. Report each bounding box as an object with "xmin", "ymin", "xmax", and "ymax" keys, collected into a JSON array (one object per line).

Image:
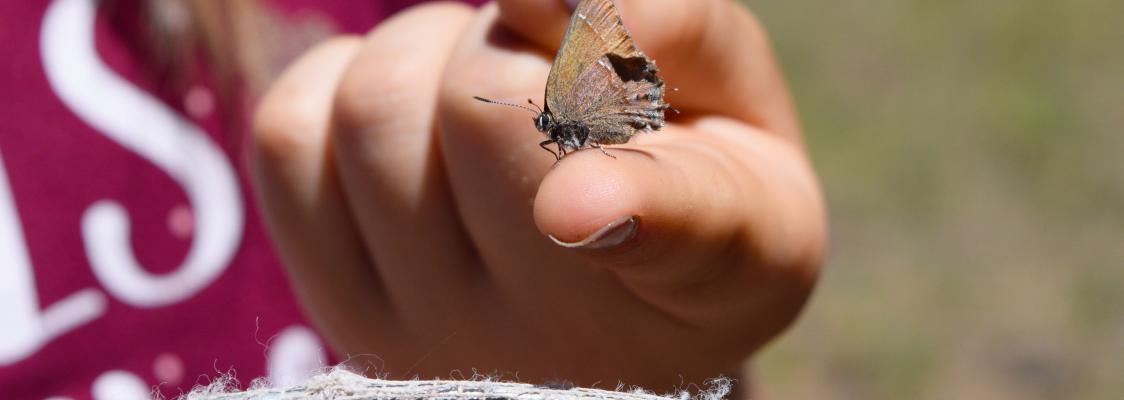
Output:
[{"xmin": 743, "ymin": 0, "xmax": 1124, "ymax": 399}]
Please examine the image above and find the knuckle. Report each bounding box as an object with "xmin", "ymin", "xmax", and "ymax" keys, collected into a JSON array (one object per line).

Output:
[
  {"xmin": 332, "ymin": 4, "xmax": 473, "ymax": 138},
  {"xmin": 332, "ymin": 51, "xmax": 425, "ymax": 132},
  {"xmin": 331, "ymin": 61, "xmax": 428, "ymax": 147},
  {"xmin": 396, "ymin": 1, "xmax": 476, "ymax": 25},
  {"xmin": 252, "ymin": 89, "xmax": 324, "ymax": 164},
  {"xmin": 253, "ymin": 36, "xmax": 361, "ymax": 162}
]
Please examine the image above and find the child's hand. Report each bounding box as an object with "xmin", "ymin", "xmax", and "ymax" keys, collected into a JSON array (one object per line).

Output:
[{"xmin": 251, "ymin": 0, "xmax": 825, "ymax": 390}]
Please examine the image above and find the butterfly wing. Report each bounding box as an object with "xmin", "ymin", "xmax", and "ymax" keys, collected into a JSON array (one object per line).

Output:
[
  {"xmin": 545, "ymin": 0, "xmax": 669, "ymax": 144},
  {"xmin": 546, "ymin": 0, "xmax": 643, "ymax": 105},
  {"xmin": 565, "ymin": 56, "xmax": 668, "ymax": 144}
]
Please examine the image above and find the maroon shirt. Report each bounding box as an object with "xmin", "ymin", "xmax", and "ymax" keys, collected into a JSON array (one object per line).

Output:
[{"xmin": 0, "ymin": 1, "xmax": 480, "ymax": 398}]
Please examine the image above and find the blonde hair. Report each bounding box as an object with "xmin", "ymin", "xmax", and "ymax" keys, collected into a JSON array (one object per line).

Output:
[
  {"xmin": 102, "ymin": 0, "xmax": 333, "ymax": 100},
  {"xmin": 99, "ymin": 0, "xmax": 333, "ymax": 162}
]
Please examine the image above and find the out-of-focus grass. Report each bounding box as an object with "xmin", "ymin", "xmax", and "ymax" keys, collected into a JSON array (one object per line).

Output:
[{"xmin": 743, "ymin": 0, "xmax": 1124, "ymax": 398}]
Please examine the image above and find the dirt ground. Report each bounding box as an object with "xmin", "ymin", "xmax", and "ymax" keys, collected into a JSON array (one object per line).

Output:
[{"xmin": 746, "ymin": 1, "xmax": 1124, "ymax": 399}]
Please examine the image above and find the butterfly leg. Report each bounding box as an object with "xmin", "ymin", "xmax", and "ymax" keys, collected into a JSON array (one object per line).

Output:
[
  {"xmin": 592, "ymin": 144, "xmax": 617, "ymax": 159},
  {"xmin": 539, "ymin": 140, "xmax": 561, "ymax": 161}
]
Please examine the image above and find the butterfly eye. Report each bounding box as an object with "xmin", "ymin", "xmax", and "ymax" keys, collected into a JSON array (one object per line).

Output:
[{"xmin": 534, "ymin": 114, "xmax": 551, "ymax": 132}]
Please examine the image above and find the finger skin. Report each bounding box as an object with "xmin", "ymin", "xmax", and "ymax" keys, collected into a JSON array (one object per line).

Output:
[
  {"xmin": 495, "ymin": 0, "xmax": 801, "ymax": 139},
  {"xmin": 490, "ymin": 0, "xmax": 825, "ymax": 360},
  {"xmin": 251, "ymin": 37, "xmax": 395, "ymax": 356},
  {"xmin": 330, "ymin": 3, "xmax": 486, "ymax": 325},
  {"xmin": 440, "ymin": 0, "xmax": 825, "ymax": 378},
  {"xmin": 534, "ymin": 119, "xmax": 824, "ymax": 325},
  {"xmin": 447, "ymin": 1, "xmax": 823, "ymax": 328},
  {"xmin": 439, "ymin": 5, "xmax": 752, "ymax": 386},
  {"xmin": 255, "ymin": 0, "xmax": 824, "ymax": 392}
]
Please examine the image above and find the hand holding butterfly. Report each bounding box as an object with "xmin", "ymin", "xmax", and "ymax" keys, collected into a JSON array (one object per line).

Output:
[{"xmin": 251, "ymin": 0, "xmax": 825, "ymax": 396}]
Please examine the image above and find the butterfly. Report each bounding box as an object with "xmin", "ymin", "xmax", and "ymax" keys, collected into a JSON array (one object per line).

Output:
[{"xmin": 475, "ymin": 0, "xmax": 672, "ymax": 161}]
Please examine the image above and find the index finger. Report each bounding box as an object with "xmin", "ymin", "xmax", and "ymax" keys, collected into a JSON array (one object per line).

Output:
[{"xmin": 495, "ymin": 0, "xmax": 801, "ymax": 140}]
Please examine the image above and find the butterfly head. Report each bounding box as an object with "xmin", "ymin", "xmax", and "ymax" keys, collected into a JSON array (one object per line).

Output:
[
  {"xmin": 472, "ymin": 96, "xmax": 588, "ymax": 156},
  {"xmin": 534, "ymin": 112, "xmax": 554, "ymax": 133}
]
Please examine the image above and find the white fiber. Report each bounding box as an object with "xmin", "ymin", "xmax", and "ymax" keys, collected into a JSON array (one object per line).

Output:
[{"xmin": 180, "ymin": 367, "xmax": 732, "ymax": 400}]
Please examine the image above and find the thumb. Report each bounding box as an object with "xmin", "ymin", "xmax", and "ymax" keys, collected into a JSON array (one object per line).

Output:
[
  {"xmin": 532, "ymin": 125, "xmax": 744, "ymax": 288},
  {"xmin": 532, "ymin": 118, "xmax": 825, "ymax": 326}
]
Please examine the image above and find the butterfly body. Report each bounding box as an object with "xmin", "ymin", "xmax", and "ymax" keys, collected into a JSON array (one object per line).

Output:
[
  {"xmin": 535, "ymin": 113, "xmax": 590, "ymax": 152},
  {"xmin": 477, "ymin": 0, "xmax": 670, "ymax": 161}
]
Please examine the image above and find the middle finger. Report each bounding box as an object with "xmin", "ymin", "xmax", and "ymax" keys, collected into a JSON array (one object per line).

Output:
[{"xmin": 331, "ymin": 3, "xmax": 486, "ymax": 322}]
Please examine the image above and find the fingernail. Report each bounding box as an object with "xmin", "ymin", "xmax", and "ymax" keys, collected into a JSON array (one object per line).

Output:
[
  {"xmin": 549, "ymin": 216, "xmax": 638, "ymax": 250},
  {"xmin": 564, "ymin": 0, "xmax": 581, "ymax": 12}
]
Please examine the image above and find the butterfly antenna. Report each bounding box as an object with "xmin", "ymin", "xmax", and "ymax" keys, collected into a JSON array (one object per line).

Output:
[
  {"xmin": 473, "ymin": 96, "xmax": 540, "ymax": 115},
  {"xmin": 526, "ymin": 98, "xmax": 543, "ymax": 113}
]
